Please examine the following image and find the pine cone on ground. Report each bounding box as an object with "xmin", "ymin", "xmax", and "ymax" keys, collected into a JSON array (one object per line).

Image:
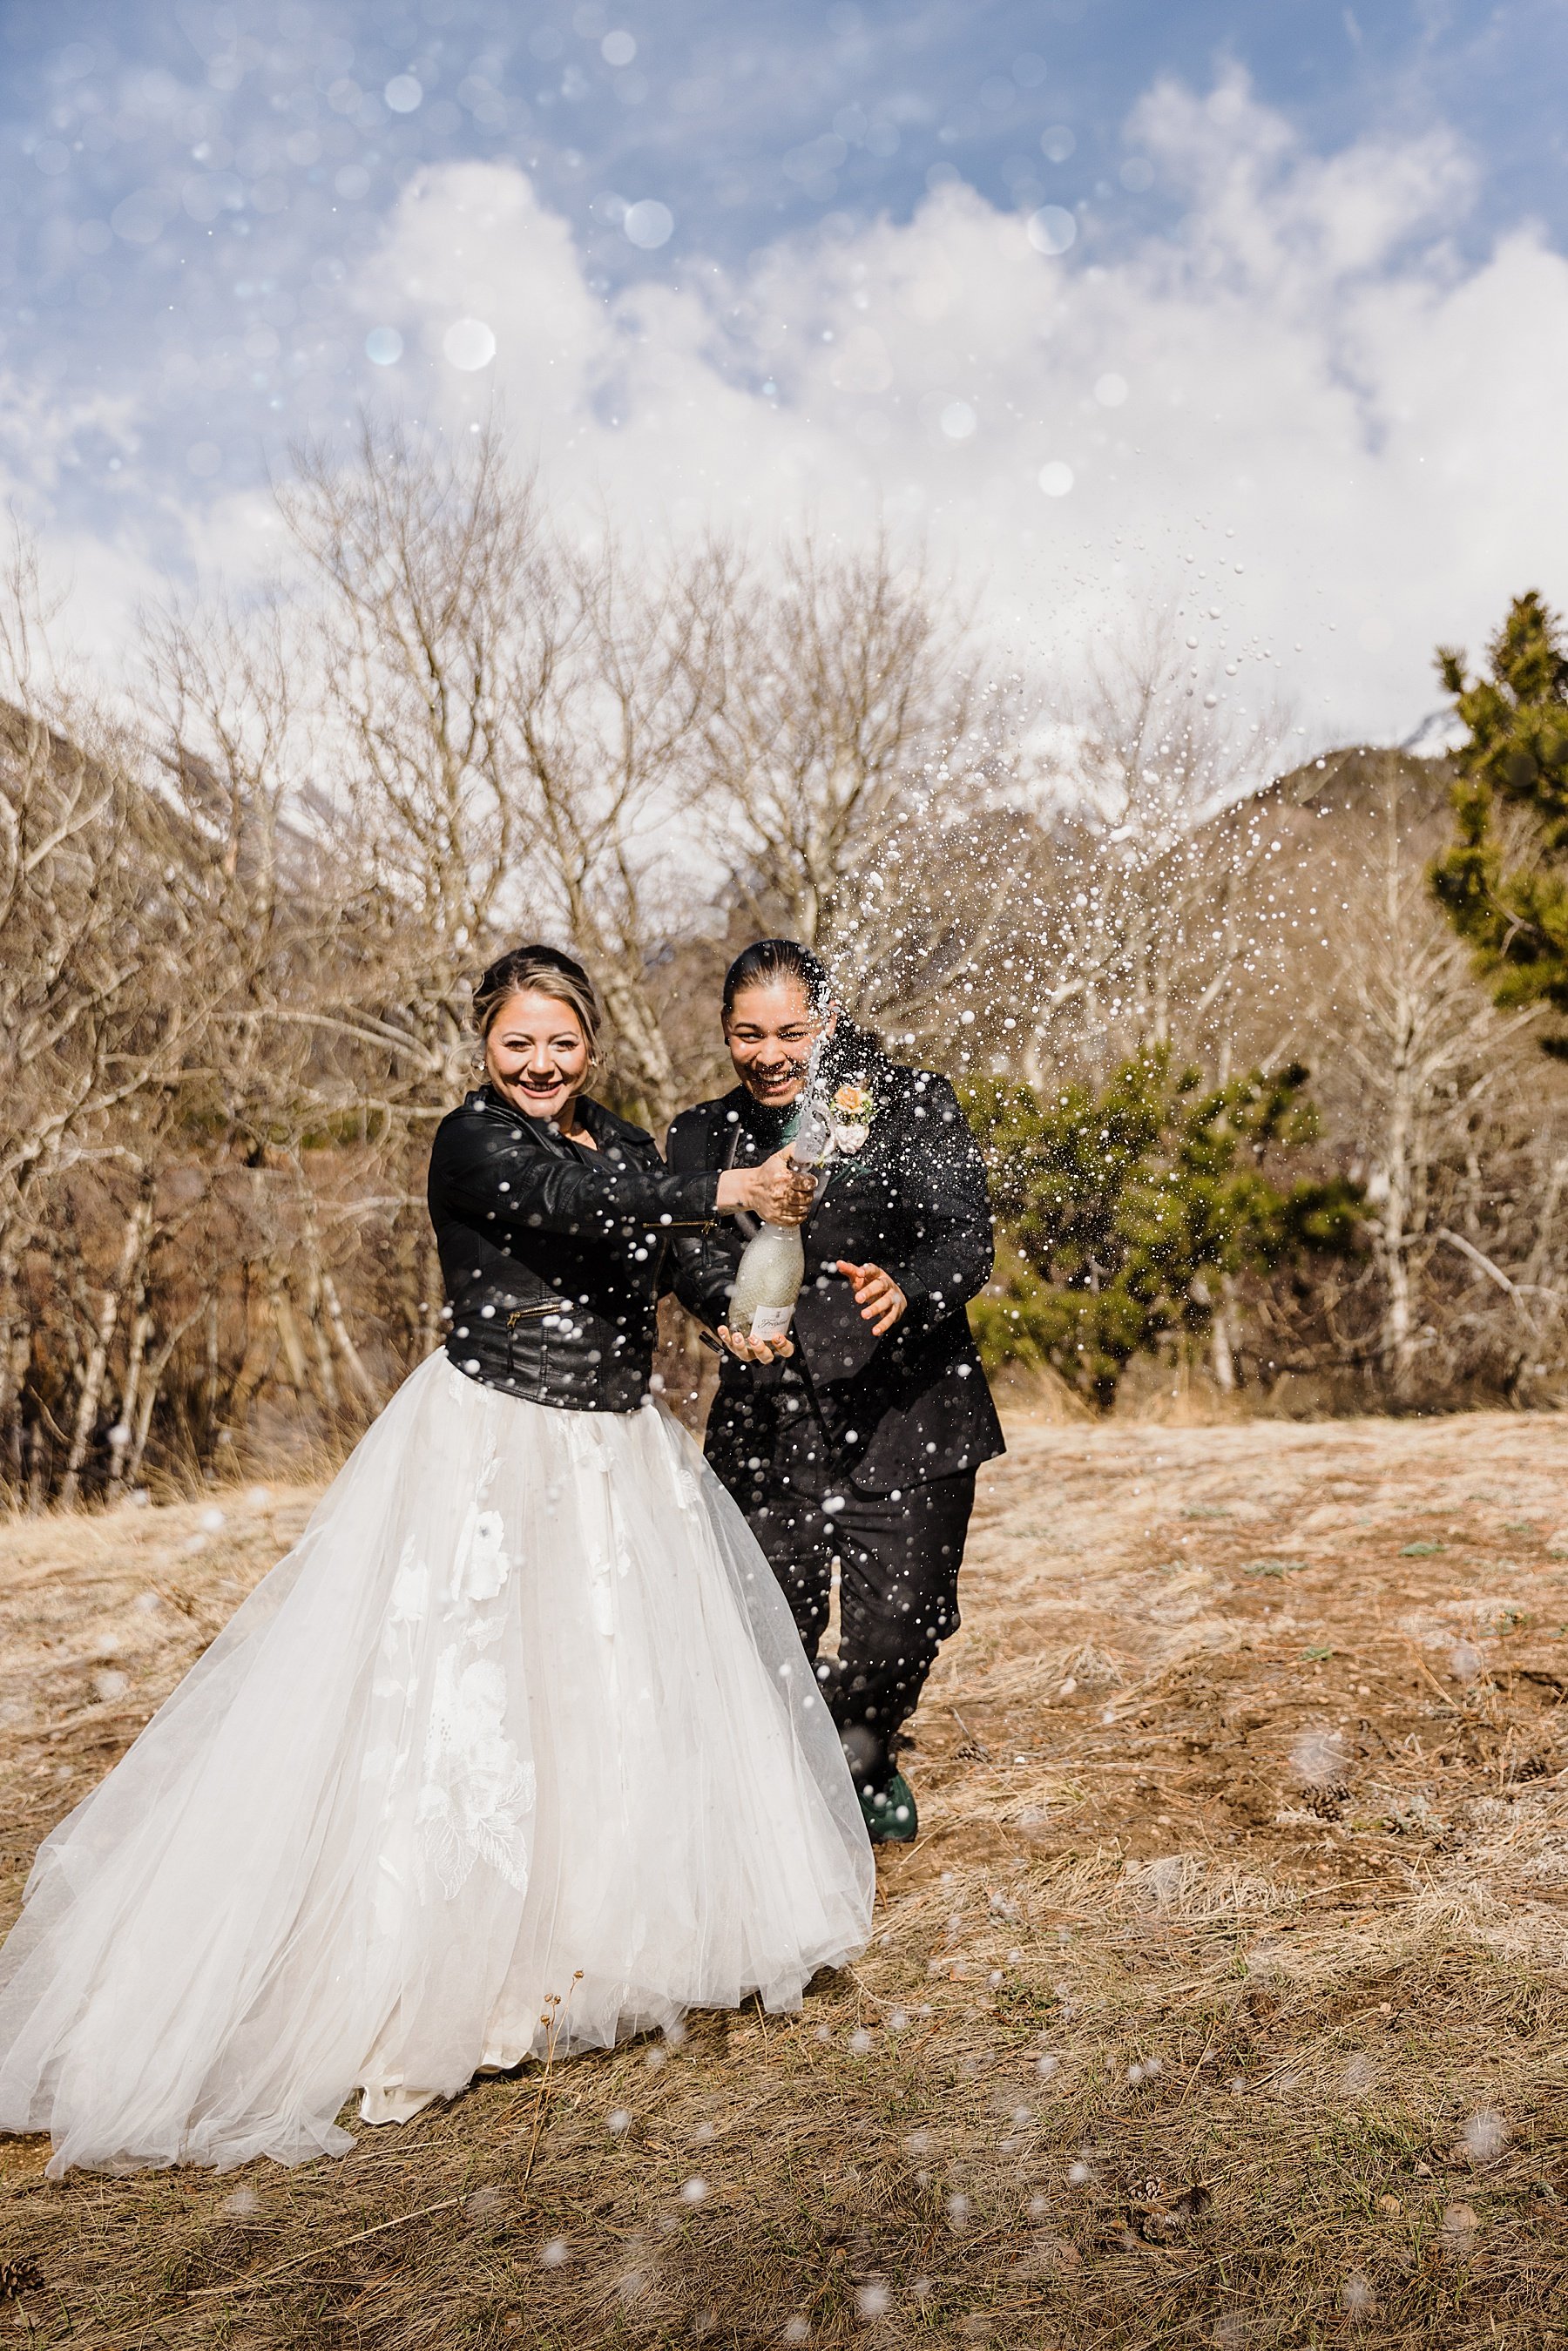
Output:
[{"xmin": 0, "ymin": 2259, "xmax": 44, "ymax": 2299}]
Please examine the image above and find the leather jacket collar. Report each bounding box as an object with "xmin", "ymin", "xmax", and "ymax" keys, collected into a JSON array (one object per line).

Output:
[{"xmin": 466, "ymin": 1086, "xmax": 652, "ymax": 1154}]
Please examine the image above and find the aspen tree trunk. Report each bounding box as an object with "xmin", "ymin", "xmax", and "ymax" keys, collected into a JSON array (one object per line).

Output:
[
  {"xmin": 321, "ymin": 1267, "xmax": 380, "ymax": 1407},
  {"xmin": 308, "ymin": 1296, "xmax": 341, "ymax": 1414},
  {"xmin": 108, "ymin": 1302, "xmax": 152, "ymax": 1488},
  {"xmin": 202, "ymin": 1293, "xmax": 222, "ymax": 1462},
  {"xmin": 1379, "ymin": 913, "xmax": 1419, "ymax": 1402},
  {"xmin": 58, "ymin": 1190, "xmax": 152, "ymax": 1507},
  {"xmin": 1209, "ymin": 1293, "xmax": 1237, "ymax": 1392},
  {"xmin": 268, "ymin": 1269, "xmax": 312, "ymax": 1392},
  {"xmin": 124, "ymin": 1307, "xmax": 204, "ymax": 1486},
  {"xmin": 295, "ymin": 1189, "xmax": 342, "ymax": 1413},
  {"xmin": 418, "ymin": 1225, "xmax": 444, "ymax": 1358},
  {"xmin": 26, "ymin": 1422, "xmax": 47, "ymax": 1515},
  {"xmin": 226, "ymin": 1323, "xmax": 280, "ymax": 1429},
  {"xmin": 1219, "ymin": 1272, "xmax": 1243, "ymax": 1388},
  {"xmin": 0, "ymin": 1240, "xmax": 30, "ymax": 1494},
  {"xmin": 596, "ymin": 966, "xmax": 680, "ymax": 1134}
]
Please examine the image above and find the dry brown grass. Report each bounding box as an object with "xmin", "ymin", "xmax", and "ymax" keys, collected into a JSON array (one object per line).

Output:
[{"xmin": 4, "ymin": 1411, "xmax": 1568, "ymax": 2348}]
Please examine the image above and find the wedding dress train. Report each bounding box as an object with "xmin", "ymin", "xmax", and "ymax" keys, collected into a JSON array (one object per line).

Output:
[{"xmin": 0, "ymin": 1355, "xmax": 873, "ymax": 2176}]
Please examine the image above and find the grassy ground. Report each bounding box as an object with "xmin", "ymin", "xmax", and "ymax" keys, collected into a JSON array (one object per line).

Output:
[{"xmin": 3, "ymin": 1409, "xmax": 1568, "ymax": 2348}]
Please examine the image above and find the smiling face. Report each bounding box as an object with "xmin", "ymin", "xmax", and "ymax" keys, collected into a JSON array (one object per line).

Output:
[
  {"xmin": 723, "ymin": 977, "xmax": 833, "ymax": 1109},
  {"xmin": 483, "ymin": 988, "xmax": 592, "ymax": 1125}
]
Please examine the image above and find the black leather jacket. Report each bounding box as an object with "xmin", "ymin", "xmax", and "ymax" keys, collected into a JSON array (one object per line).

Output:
[
  {"xmin": 667, "ymin": 1064, "xmax": 1005, "ymax": 1496},
  {"xmin": 427, "ymin": 1087, "xmax": 721, "ymax": 1413}
]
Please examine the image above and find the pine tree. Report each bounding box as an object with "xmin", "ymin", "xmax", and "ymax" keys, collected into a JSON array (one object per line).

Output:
[
  {"xmin": 1431, "ymin": 590, "xmax": 1568, "ymax": 1051},
  {"xmin": 966, "ymin": 1054, "xmax": 1362, "ymax": 1409}
]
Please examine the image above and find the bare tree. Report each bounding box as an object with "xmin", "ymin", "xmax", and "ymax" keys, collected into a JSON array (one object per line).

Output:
[
  {"xmin": 950, "ymin": 611, "xmax": 1296, "ymax": 1090},
  {"xmin": 1309, "ymin": 759, "xmax": 1546, "ymax": 1396},
  {"xmin": 691, "ymin": 536, "xmax": 1025, "ymax": 1037},
  {"xmin": 280, "ymin": 424, "xmax": 748, "ymax": 1128},
  {"xmin": 280, "ymin": 416, "xmax": 539, "ymax": 1105},
  {"xmin": 0, "ymin": 531, "xmax": 222, "ymax": 1499},
  {"xmin": 17, "ymin": 457, "xmax": 1568, "ymax": 1506},
  {"xmin": 502, "ymin": 532, "xmax": 731, "ymax": 1127}
]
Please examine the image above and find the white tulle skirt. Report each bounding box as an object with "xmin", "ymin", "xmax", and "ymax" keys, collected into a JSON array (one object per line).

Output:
[{"xmin": 0, "ymin": 1356, "xmax": 874, "ymax": 2177}]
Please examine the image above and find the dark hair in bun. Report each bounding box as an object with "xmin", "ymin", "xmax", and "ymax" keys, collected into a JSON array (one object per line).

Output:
[{"xmin": 720, "ymin": 938, "xmax": 835, "ymax": 1023}]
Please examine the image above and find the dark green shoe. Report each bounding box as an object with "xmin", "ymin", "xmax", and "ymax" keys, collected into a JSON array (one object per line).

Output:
[{"xmin": 861, "ymin": 1770, "xmax": 917, "ymax": 1845}]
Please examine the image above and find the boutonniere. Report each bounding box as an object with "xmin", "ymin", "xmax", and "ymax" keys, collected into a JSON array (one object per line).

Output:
[{"xmin": 828, "ymin": 1076, "xmax": 877, "ymax": 1154}]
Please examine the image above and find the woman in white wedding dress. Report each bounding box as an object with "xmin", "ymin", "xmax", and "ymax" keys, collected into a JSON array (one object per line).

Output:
[{"xmin": 0, "ymin": 946, "xmax": 873, "ymax": 2178}]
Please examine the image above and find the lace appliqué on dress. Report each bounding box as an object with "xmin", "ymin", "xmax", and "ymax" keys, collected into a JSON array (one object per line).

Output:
[
  {"xmin": 372, "ymin": 1543, "xmax": 432, "ymax": 1698},
  {"xmin": 389, "ymin": 1549, "xmax": 431, "ymax": 1627},
  {"xmin": 416, "ymin": 1649, "xmax": 534, "ymax": 1900},
  {"xmin": 455, "ymin": 1509, "xmax": 511, "ymax": 1603}
]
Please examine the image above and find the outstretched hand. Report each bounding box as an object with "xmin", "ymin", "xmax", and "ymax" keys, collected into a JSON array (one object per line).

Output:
[{"xmin": 837, "ymin": 1260, "xmax": 907, "ymax": 1337}]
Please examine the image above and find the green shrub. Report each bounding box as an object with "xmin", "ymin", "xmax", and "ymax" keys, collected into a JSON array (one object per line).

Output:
[{"xmin": 965, "ymin": 1051, "xmax": 1362, "ymax": 1409}]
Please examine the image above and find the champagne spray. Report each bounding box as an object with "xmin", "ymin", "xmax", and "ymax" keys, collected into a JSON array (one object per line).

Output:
[{"xmin": 724, "ymin": 1035, "xmax": 835, "ymax": 1341}]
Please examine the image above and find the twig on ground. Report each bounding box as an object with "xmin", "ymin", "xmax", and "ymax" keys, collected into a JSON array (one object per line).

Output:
[
  {"xmin": 1402, "ymin": 1639, "xmax": 1464, "ymax": 1714},
  {"xmin": 190, "ymin": 2198, "xmax": 463, "ymax": 2298},
  {"xmin": 1176, "ymin": 2023, "xmax": 1219, "ymax": 2107},
  {"xmin": 950, "ymin": 1706, "xmax": 992, "ymax": 1760}
]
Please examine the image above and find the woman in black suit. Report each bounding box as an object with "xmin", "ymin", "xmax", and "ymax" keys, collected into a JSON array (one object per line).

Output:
[{"xmin": 668, "ymin": 940, "xmax": 1004, "ymax": 1842}]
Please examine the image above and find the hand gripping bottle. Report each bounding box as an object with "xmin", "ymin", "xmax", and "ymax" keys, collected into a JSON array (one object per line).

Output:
[{"xmin": 725, "ymin": 1097, "xmax": 833, "ymax": 1341}]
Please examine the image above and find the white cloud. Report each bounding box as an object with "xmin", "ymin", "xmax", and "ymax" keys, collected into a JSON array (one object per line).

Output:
[
  {"xmin": 355, "ymin": 162, "xmax": 610, "ymax": 421},
  {"xmin": 334, "ymin": 71, "xmax": 1568, "ymax": 741},
  {"xmin": 10, "ymin": 70, "xmax": 1568, "ymax": 746}
]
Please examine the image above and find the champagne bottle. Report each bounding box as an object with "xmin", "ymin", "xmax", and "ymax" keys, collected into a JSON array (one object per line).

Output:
[
  {"xmin": 726, "ymin": 1098, "xmax": 832, "ymax": 1341},
  {"xmin": 726, "ymin": 1219, "xmax": 806, "ymax": 1342}
]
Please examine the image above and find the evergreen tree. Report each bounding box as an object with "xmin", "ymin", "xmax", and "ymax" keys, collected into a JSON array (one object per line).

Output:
[
  {"xmin": 966, "ymin": 1053, "xmax": 1362, "ymax": 1409},
  {"xmin": 1431, "ymin": 590, "xmax": 1568, "ymax": 1051}
]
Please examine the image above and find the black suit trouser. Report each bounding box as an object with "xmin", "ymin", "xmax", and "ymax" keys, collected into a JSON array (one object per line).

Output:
[{"xmin": 708, "ymin": 1381, "xmax": 973, "ymax": 1792}]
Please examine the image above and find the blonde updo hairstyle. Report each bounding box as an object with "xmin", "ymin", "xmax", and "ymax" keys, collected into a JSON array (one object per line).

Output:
[{"xmin": 473, "ymin": 944, "xmax": 603, "ymax": 1065}]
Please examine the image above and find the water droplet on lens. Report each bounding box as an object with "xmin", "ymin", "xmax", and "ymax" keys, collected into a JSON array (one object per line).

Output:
[
  {"xmin": 624, "ymin": 199, "xmax": 673, "ymax": 249},
  {"xmin": 443, "ymin": 318, "xmax": 496, "ymax": 371}
]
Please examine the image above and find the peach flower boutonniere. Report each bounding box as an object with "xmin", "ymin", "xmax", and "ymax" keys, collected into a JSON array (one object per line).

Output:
[{"xmin": 828, "ymin": 1078, "xmax": 877, "ymax": 1154}]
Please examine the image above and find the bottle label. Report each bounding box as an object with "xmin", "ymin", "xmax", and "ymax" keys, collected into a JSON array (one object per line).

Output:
[{"xmin": 748, "ymin": 1306, "xmax": 794, "ymax": 1341}]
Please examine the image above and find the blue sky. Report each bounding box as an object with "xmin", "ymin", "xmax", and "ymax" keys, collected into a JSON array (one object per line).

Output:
[{"xmin": 2, "ymin": 0, "xmax": 1566, "ymax": 739}]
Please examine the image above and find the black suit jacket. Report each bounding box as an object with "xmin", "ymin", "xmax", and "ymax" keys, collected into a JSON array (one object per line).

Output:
[
  {"xmin": 666, "ymin": 1066, "xmax": 1005, "ymax": 1496},
  {"xmin": 428, "ymin": 1087, "xmax": 720, "ymax": 1412}
]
